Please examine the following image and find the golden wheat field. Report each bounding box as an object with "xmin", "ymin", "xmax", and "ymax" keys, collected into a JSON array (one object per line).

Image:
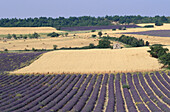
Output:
[
  {"xmin": 12, "ymin": 46, "xmax": 170, "ymax": 74},
  {"xmin": 0, "ymin": 27, "xmax": 63, "ymax": 34}
]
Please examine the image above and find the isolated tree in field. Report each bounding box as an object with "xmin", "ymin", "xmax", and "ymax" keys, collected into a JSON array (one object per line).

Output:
[
  {"xmin": 159, "ymin": 53, "xmax": 170, "ymax": 68},
  {"xmin": 92, "ymin": 34, "xmax": 96, "ymax": 38},
  {"xmin": 146, "ymin": 41, "xmax": 149, "ymax": 46},
  {"xmin": 53, "ymin": 45, "xmax": 58, "ymax": 50},
  {"xmin": 98, "ymin": 31, "xmax": 103, "ymax": 37},
  {"xmin": 12, "ymin": 34, "xmax": 17, "ymax": 39},
  {"xmin": 6, "ymin": 34, "xmax": 12, "ymax": 39},
  {"xmin": 98, "ymin": 39, "xmax": 111, "ymax": 48},
  {"xmin": 65, "ymin": 33, "xmax": 68, "ymax": 37},
  {"xmin": 155, "ymin": 21, "xmax": 163, "ymax": 26},
  {"xmin": 33, "ymin": 32, "xmax": 40, "ymax": 39}
]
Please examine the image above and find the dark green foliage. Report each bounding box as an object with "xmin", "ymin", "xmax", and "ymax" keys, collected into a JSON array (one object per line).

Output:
[
  {"xmin": 146, "ymin": 41, "xmax": 150, "ymax": 46},
  {"xmin": 148, "ymin": 45, "xmax": 169, "ymax": 58},
  {"xmin": 144, "ymin": 25, "xmax": 154, "ymax": 28},
  {"xmin": 89, "ymin": 43, "xmax": 95, "ymax": 48},
  {"xmin": 53, "ymin": 45, "xmax": 58, "ymax": 50},
  {"xmin": 155, "ymin": 21, "xmax": 163, "ymax": 26},
  {"xmin": 98, "ymin": 31, "xmax": 103, "ymax": 37},
  {"xmin": 112, "ymin": 28, "xmax": 116, "ymax": 31},
  {"xmin": 65, "ymin": 33, "xmax": 68, "ymax": 37},
  {"xmin": 4, "ymin": 49, "xmax": 8, "ymax": 52},
  {"xmin": 91, "ymin": 30, "xmax": 96, "ymax": 32},
  {"xmin": 0, "ymin": 15, "xmax": 169, "ymax": 27},
  {"xmin": 118, "ymin": 35, "xmax": 145, "ymax": 47},
  {"xmin": 98, "ymin": 39, "xmax": 111, "ymax": 48},
  {"xmin": 123, "ymin": 84, "xmax": 130, "ymax": 89},
  {"xmin": 91, "ymin": 34, "xmax": 96, "ymax": 38},
  {"xmin": 47, "ymin": 32, "xmax": 60, "ymax": 37},
  {"xmin": 159, "ymin": 53, "xmax": 170, "ymax": 68},
  {"xmin": 6, "ymin": 34, "xmax": 12, "ymax": 39}
]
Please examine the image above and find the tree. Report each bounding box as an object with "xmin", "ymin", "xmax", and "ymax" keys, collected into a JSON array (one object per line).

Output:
[
  {"xmin": 146, "ymin": 41, "xmax": 149, "ymax": 46},
  {"xmin": 98, "ymin": 31, "xmax": 102, "ymax": 37},
  {"xmin": 32, "ymin": 32, "xmax": 40, "ymax": 39},
  {"xmin": 98, "ymin": 39, "xmax": 111, "ymax": 48},
  {"xmin": 148, "ymin": 45, "xmax": 169, "ymax": 58},
  {"xmin": 91, "ymin": 30, "xmax": 96, "ymax": 32},
  {"xmin": 6, "ymin": 34, "xmax": 12, "ymax": 39},
  {"xmin": 89, "ymin": 43, "xmax": 95, "ymax": 48},
  {"xmin": 155, "ymin": 21, "xmax": 163, "ymax": 26},
  {"xmin": 12, "ymin": 34, "xmax": 17, "ymax": 39},
  {"xmin": 159, "ymin": 53, "xmax": 170, "ymax": 68},
  {"xmin": 92, "ymin": 34, "xmax": 96, "ymax": 38},
  {"xmin": 53, "ymin": 45, "xmax": 58, "ymax": 50},
  {"xmin": 65, "ymin": 33, "xmax": 68, "ymax": 37}
]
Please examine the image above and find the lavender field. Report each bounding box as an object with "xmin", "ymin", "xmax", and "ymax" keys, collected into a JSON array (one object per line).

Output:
[
  {"xmin": 60, "ymin": 25, "xmax": 140, "ymax": 31},
  {"xmin": 0, "ymin": 72, "xmax": 169, "ymax": 112},
  {"xmin": 123, "ymin": 30, "xmax": 170, "ymax": 37},
  {"xmin": 0, "ymin": 52, "xmax": 45, "ymax": 72}
]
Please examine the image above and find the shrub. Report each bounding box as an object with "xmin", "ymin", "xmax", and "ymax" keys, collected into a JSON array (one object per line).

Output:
[
  {"xmin": 159, "ymin": 53, "xmax": 170, "ymax": 68},
  {"xmin": 144, "ymin": 25, "xmax": 154, "ymax": 28},
  {"xmin": 92, "ymin": 34, "xmax": 96, "ymax": 38},
  {"xmin": 112, "ymin": 28, "xmax": 116, "ymax": 31},
  {"xmin": 47, "ymin": 32, "xmax": 60, "ymax": 37},
  {"xmin": 98, "ymin": 31, "xmax": 103, "ymax": 37},
  {"xmin": 91, "ymin": 30, "xmax": 96, "ymax": 32},
  {"xmin": 53, "ymin": 45, "xmax": 58, "ymax": 50},
  {"xmin": 89, "ymin": 43, "xmax": 95, "ymax": 48},
  {"xmin": 123, "ymin": 84, "xmax": 130, "ymax": 89},
  {"xmin": 155, "ymin": 22, "xmax": 163, "ymax": 26},
  {"xmin": 4, "ymin": 49, "xmax": 8, "ymax": 51},
  {"xmin": 98, "ymin": 39, "xmax": 111, "ymax": 48}
]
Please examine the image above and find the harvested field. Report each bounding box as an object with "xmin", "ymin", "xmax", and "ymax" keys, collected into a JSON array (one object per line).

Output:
[
  {"xmin": 0, "ymin": 27, "xmax": 63, "ymax": 35},
  {"xmin": 12, "ymin": 46, "xmax": 170, "ymax": 74},
  {"xmin": 0, "ymin": 37, "xmax": 99, "ymax": 51}
]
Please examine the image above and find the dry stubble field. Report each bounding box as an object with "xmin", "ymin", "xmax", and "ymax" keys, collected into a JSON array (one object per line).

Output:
[{"xmin": 12, "ymin": 46, "xmax": 170, "ymax": 74}]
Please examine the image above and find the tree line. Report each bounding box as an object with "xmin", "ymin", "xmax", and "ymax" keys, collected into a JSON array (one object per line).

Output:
[
  {"xmin": 148, "ymin": 44, "xmax": 170, "ymax": 69},
  {"xmin": 102, "ymin": 35, "xmax": 149, "ymax": 47},
  {"xmin": 0, "ymin": 15, "xmax": 169, "ymax": 27}
]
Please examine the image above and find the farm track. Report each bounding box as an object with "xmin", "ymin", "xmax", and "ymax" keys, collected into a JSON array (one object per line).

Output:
[{"xmin": 0, "ymin": 72, "xmax": 170, "ymax": 112}]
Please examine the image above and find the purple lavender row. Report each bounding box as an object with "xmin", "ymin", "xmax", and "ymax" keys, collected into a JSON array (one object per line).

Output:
[
  {"xmin": 138, "ymin": 73, "xmax": 170, "ymax": 112},
  {"xmin": 155, "ymin": 72, "xmax": 170, "ymax": 90},
  {"xmin": 133, "ymin": 74, "xmax": 162, "ymax": 111},
  {"xmin": 72, "ymin": 74, "xmax": 97, "ymax": 112},
  {"xmin": 0, "ymin": 75, "xmax": 53, "ymax": 111},
  {"xmin": 115, "ymin": 73, "xmax": 125, "ymax": 112},
  {"xmin": 150, "ymin": 73, "xmax": 170, "ymax": 98},
  {"xmin": 0, "ymin": 75, "xmax": 67, "ymax": 111},
  {"xmin": 47, "ymin": 75, "xmax": 84, "ymax": 112},
  {"xmin": 0, "ymin": 52, "xmax": 45, "ymax": 71},
  {"xmin": 81, "ymin": 74, "xmax": 103, "ymax": 112},
  {"xmin": 121, "ymin": 73, "xmax": 137, "ymax": 112},
  {"xmin": 93, "ymin": 74, "xmax": 108, "ymax": 112},
  {"xmin": 29, "ymin": 75, "xmax": 77, "ymax": 112},
  {"xmin": 161, "ymin": 71, "xmax": 170, "ymax": 84},
  {"xmin": 145, "ymin": 73, "xmax": 170, "ymax": 105},
  {"xmin": 17, "ymin": 75, "xmax": 81, "ymax": 112},
  {"xmin": 106, "ymin": 74, "xmax": 115, "ymax": 112},
  {"xmin": 0, "ymin": 75, "xmax": 37, "ymax": 103},
  {"xmin": 0, "ymin": 75, "xmax": 45, "ymax": 104},
  {"xmin": 127, "ymin": 73, "xmax": 149, "ymax": 112},
  {"xmin": 58, "ymin": 74, "xmax": 91, "ymax": 112}
]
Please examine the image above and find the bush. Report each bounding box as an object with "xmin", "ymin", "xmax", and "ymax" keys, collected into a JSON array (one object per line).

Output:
[
  {"xmin": 92, "ymin": 34, "xmax": 96, "ymax": 38},
  {"xmin": 4, "ymin": 49, "xmax": 8, "ymax": 51},
  {"xmin": 47, "ymin": 32, "xmax": 60, "ymax": 37},
  {"xmin": 112, "ymin": 28, "xmax": 116, "ymax": 31},
  {"xmin": 91, "ymin": 30, "xmax": 96, "ymax": 32},
  {"xmin": 53, "ymin": 45, "xmax": 58, "ymax": 50},
  {"xmin": 144, "ymin": 25, "xmax": 154, "ymax": 28},
  {"xmin": 159, "ymin": 53, "xmax": 170, "ymax": 68},
  {"xmin": 155, "ymin": 22, "xmax": 163, "ymax": 26},
  {"xmin": 123, "ymin": 84, "xmax": 130, "ymax": 89},
  {"xmin": 89, "ymin": 43, "xmax": 95, "ymax": 48},
  {"xmin": 98, "ymin": 39, "xmax": 111, "ymax": 48}
]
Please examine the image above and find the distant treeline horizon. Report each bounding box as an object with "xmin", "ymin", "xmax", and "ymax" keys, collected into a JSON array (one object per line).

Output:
[{"xmin": 0, "ymin": 15, "xmax": 170, "ymax": 27}]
